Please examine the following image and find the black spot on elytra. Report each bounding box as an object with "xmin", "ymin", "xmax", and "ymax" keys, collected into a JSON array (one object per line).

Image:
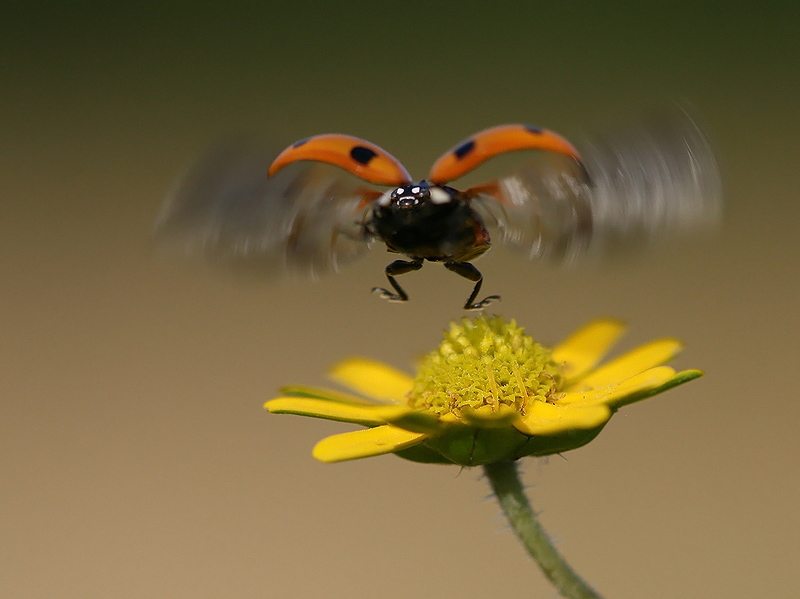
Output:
[
  {"xmin": 350, "ymin": 145, "xmax": 378, "ymax": 165},
  {"xmin": 292, "ymin": 137, "xmax": 310, "ymax": 148},
  {"xmin": 453, "ymin": 140, "xmax": 475, "ymax": 160},
  {"xmin": 524, "ymin": 125, "xmax": 544, "ymax": 135}
]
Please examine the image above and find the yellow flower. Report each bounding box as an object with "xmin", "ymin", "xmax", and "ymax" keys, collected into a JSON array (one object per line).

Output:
[{"xmin": 265, "ymin": 317, "xmax": 702, "ymax": 465}]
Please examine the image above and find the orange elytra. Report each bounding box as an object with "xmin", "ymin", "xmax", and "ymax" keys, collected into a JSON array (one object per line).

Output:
[
  {"xmin": 268, "ymin": 134, "xmax": 412, "ymax": 186},
  {"xmin": 428, "ymin": 124, "xmax": 586, "ymax": 184}
]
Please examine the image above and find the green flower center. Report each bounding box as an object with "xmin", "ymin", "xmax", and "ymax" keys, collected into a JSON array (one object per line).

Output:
[{"xmin": 407, "ymin": 316, "xmax": 563, "ymax": 418}]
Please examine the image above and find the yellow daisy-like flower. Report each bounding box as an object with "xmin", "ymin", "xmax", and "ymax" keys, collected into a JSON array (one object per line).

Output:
[{"xmin": 265, "ymin": 317, "xmax": 702, "ymax": 466}]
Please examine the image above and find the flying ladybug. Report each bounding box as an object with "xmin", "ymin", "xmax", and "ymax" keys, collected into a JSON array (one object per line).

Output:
[{"xmin": 156, "ymin": 110, "xmax": 720, "ymax": 309}]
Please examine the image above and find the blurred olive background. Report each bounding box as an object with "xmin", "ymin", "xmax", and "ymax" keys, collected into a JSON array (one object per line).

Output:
[{"xmin": 2, "ymin": 3, "xmax": 798, "ymax": 598}]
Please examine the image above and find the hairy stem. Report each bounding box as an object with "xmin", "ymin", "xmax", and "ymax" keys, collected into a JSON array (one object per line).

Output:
[{"xmin": 484, "ymin": 460, "xmax": 604, "ymax": 599}]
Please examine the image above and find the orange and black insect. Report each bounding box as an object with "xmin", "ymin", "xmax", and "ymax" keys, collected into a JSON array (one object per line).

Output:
[
  {"xmin": 264, "ymin": 124, "xmax": 587, "ymax": 309},
  {"xmin": 156, "ymin": 112, "xmax": 720, "ymax": 309}
]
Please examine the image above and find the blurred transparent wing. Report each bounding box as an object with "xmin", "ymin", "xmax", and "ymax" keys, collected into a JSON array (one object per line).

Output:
[
  {"xmin": 470, "ymin": 109, "xmax": 722, "ymax": 263},
  {"xmin": 155, "ymin": 140, "xmax": 376, "ymax": 278}
]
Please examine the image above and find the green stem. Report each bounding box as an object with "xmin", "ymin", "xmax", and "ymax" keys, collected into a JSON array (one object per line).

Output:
[{"xmin": 483, "ymin": 460, "xmax": 604, "ymax": 599}]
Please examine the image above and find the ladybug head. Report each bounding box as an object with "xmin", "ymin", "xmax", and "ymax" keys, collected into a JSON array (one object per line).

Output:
[{"xmin": 379, "ymin": 181, "xmax": 454, "ymax": 211}]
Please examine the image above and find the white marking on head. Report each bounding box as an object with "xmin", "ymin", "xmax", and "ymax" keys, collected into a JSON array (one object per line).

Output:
[
  {"xmin": 429, "ymin": 187, "xmax": 451, "ymax": 204},
  {"xmin": 411, "ymin": 186, "xmax": 420, "ymax": 194},
  {"xmin": 395, "ymin": 187, "xmax": 404, "ymax": 195},
  {"xmin": 377, "ymin": 191, "xmax": 392, "ymax": 207}
]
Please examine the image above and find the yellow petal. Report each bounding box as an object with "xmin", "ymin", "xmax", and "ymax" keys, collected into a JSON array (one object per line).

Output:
[
  {"xmin": 551, "ymin": 319, "xmax": 626, "ymax": 381},
  {"xmin": 312, "ymin": 425, "xmax": 428, "ymax": 462},
  {"xmin": 559, "ymin": 366, "xmax": 678, "ymax": 407},
  {"xmin": 265, "ymin": 397, "xmax": 408, "ymax": 426},
  {"xmin": 513, "ymin": 401, "xmax": 611, "ymax": 435},
  {"xmin": 328, "ymin": 358, "xmax": 413, "ymax": 403},
  {"xmin": 461, "ymin": 404, "xmax": 519, "ymax": 428},
  {"xmin": 378, "ymin": 408, "xmax": 448, "ymax": 434},
  {"xmin": 278, "ymin": 384, "xmax": 372, "ymax": 405},
  {"xmin": 577, "ymin": 339, "xmax": 683, "ymax": 390},
  {"xmin": 613, "ymin": 368, "xmax": 703, "ymax": 408}
]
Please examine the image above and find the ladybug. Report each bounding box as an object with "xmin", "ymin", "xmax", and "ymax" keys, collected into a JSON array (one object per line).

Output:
[
  {"xmin": 264, "ymin": 124, "xmax": 587, "ymax": 309},
  {"xmin": 156, "ymin": 112, "xmax": 720, "ymax": 309}
]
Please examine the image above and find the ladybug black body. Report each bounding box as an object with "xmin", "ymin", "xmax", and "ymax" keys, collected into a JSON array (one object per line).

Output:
[{"xmin": 366, "ymin": 181, "xmax": 495, "ymax": 308}]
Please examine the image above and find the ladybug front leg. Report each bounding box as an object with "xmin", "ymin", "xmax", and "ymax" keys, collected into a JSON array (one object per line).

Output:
[
  {"xmin": 372, "ymin": 259, "xmax": 424, "ymax": 302},
  {"xmin": 444, "ymin": 261, "xmax": 500, "ymax": 310}
]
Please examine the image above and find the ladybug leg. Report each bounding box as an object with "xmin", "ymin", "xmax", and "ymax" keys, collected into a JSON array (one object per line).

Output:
[
  {"xmin": 372, "ymin": 259, "xmax": 423, "ymax": 302},
  {"xmin": 444, "ymin": 261, "xmax": 501, "ymax": 311}
]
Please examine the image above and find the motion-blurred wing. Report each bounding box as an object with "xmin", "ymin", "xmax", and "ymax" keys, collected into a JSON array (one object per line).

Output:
[
  {"xmin": 155, "ymin": 140, "xmax": 377, "ymax": 278},
  {"xmin": 469, "ymin": 110, "xmax": 721, "ymax": 263}
]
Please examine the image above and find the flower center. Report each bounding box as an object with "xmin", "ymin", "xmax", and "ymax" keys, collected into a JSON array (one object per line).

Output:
[{"xmin": 407, "ymin": 316, "xmax": 562, "ymax": 419}]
